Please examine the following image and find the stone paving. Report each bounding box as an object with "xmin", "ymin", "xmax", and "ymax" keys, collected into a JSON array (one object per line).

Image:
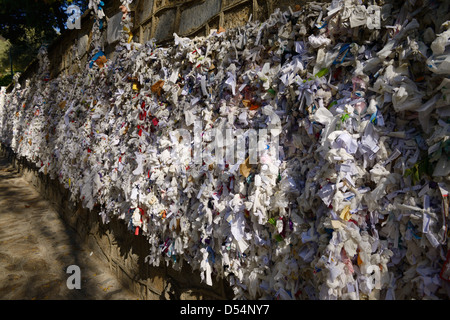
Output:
[{"xmin": 0, "ymin": 153, "xmax": 139, "ymax": 300}]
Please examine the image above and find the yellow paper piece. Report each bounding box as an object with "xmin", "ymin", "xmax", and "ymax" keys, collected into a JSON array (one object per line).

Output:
[
  {"xmin": 340, "ymin": 205, "xmax": 351, "ymax": 221},
  {"xmin": 331, "ymin": 219, "xmax": 346, "ymax": 229},
  {"xmin": 357, "ymin": 253, "xmax": 363, "ymax": 266},
  {"xmin": 239, "ymin": 157, "xmax": 252, "ymax": 178},
  {"xmin": 59, "ymin": 101, "xmax": 66, "ymax": 110},
  {"xmin": 123, "ymin": 26, "xmax": 133, "ymax": 43}
]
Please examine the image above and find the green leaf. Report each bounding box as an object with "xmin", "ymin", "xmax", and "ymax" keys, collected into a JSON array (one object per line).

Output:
[
  {"xmin": 274, "ymin": 234, "xmax": 284, "ymax": 242},
  {"xmin": 315, "ymin": 68, "xmax": 329, "ymax": 78},
  {"xmin": 413, "ymin": 167, "xmax": 420, "ymax": 184},
  {"xmin": 267, "ymin": 88, "xmax": 276, "ymax": 95},
  {"xmin": 328, "ymin": 101, "xmax": 337, "ymax": 109}
]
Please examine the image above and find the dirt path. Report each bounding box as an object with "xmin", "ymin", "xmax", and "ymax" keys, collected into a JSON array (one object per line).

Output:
[{"xmin": 0, "ymin": 152, "xmax": 139, "ymax": 300}]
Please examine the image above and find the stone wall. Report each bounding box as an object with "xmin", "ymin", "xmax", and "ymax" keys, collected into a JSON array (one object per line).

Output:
[
  {"xmin": 1, "ymin": 144, "xmax": 232, "ymax": 299},
  {"xmin": 16, "ymin": 0, "xmax": 315, "ymax": 83},
  {"xmin": 118, "ymin": 0, "xmax": 309, "ymax": 43}
]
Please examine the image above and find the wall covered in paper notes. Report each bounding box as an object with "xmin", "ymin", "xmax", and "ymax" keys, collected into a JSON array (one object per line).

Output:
[{"xmin": 1, "ymin": 0, "xmax": 449, "ymax": 300}]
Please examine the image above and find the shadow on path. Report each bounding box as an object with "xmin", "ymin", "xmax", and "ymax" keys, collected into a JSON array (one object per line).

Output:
[{"xmin": 0, "ymin": 152, "xmax": 138, "ymax": 300}]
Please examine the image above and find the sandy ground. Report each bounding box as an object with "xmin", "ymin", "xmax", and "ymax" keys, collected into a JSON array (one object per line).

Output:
[{"xmin": 0, "ymin": 152, "xmax": 139, "ymax": 300}]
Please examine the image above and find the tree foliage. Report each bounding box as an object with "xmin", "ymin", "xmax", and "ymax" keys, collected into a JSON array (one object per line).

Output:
[{"xmin": 0, "ymin": 0, "xmax": 87, "ymax": 83}]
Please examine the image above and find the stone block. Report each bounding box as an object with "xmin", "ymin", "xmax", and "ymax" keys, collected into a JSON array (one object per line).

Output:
[
  {"xmin": 77, "ymin": 34, "xmax": 89, "ymax": 57},
  {"xmin": 154, "ymin": 0, "xmax": 165, "ymax": 11},
  {"xmin": 223, "ymin": 0, "xmax": 247, "ymax": 9},
  {"xmin": 178, "ymin": 0, "xmax": 222, "ymax": 35},
  {"xmin": 137, "ymin": 0, "xmax": 154, "ymax": 24},
  {"xmin": 223, "ymin": 5, "xmax": 251, "ymax": 30},
  {"xmin": 141, "ymin": 22, "xmax": 152, "ymax": 42},
  {"xmin": 154, "ymin": 9, "xmax": 176, "ymax": 41},
  {"xmin": 107, "ymin": 12, "xmax": 123, "ymax": 44}
]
